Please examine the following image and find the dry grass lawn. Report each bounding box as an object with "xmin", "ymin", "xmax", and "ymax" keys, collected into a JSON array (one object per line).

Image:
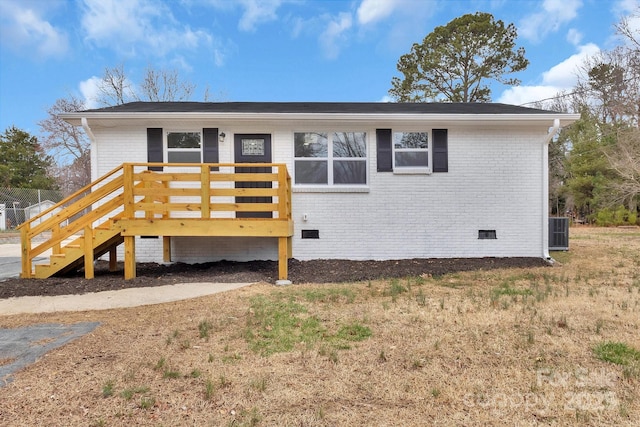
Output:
[{"xmin": 1, "ymin": 226, "xmax": 639, "ymax": 426}]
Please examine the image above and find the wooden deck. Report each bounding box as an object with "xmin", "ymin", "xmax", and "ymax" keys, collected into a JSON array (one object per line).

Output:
[{"xmin": 18, "ymin": 163, "xmax": 293, "ymax": 281}]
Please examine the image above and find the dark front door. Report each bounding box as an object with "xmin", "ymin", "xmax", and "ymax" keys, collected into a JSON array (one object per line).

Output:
[{"xmin": 234, "ymin": 134, "xmax": 272, "ymax": 218}]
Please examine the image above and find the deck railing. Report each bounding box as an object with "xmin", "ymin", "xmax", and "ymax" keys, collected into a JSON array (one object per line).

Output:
[{"xmin": 19, "ymin": 163, "xmax": 293, "ymax": 280}]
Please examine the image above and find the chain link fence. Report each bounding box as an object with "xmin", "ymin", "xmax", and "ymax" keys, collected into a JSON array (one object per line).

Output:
[{"xmin": 0, "ymin": 188, "xmax": 64, "ymax": 230}]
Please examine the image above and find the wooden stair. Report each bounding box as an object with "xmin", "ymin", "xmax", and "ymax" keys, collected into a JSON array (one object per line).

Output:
[{"xmin": 34, "ymin": 226, "xmax": 123, "ymax": 278}]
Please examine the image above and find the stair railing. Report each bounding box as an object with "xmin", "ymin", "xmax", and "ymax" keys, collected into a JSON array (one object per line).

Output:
[
  {"xmin": 18, "ymin": 165, "xmax": 126, "ymax": 278},
  {"xmin": 19, "ymin": 163, "xmax": 292, "ymax": 279}
]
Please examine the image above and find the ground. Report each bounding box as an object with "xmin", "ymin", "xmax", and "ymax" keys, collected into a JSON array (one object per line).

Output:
[
  {"xmin": 0, "ymin": 257, "xmax": 548, "ymax": 298},
  {"xmin": 0, "ymin": 227, "xmax": 639, "ymax": 426}
]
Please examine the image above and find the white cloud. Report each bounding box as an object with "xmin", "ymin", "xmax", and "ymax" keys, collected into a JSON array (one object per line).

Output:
[
  {"xmin": 207, "ymin": 0, "xmax": 290, "ymax": 32},
  {"xmin": 497, "ymin": 43, "xmax": 600, "ymax": 105},
  {"xmin": 356, "ymin": 0, "xmax": 439, "ymax": 55},
  {"xmin": 566, "ymin": 28, "xmax": 583, "ymax": 46},
  {"xmin": 0, "ymin": 0, "xmax": 69, "ymax": 59},
  {"xmin": 615, "ymin": 0, "xmax": 640, "ymax": 13},
  {"xmin": 319, "ymin": 12, "xmax": 353, "ymax": 60},
  {"xmin": 498, "ymin": 85, "xmax": 566, "ymax": 106},
  {"xmin": 519, "ymin": 0, "xmax": 583, "ymax": 43},
  {"xmin": 357, "ymin": 0, "xmax": 401, "ymax": 25},
  {"xmin": 80, "ymin": 0, "xmax": 214, "ymax": 60},
  {"xmin": 541, "ymin": 43, "xmax": 599, "ymax": 86},
  {"xmin": 613, "ymin": 0, "xmax": 640, "ymax": 45},
  {"xmin": 237, "ymin": 0, "xmax": 283, "ymax": 31},
  {"xmin": 79, "ymin": 77, "xmax": 102, "ymax": 109}
]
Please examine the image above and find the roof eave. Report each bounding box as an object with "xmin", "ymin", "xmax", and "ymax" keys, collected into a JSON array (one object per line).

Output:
[{"xmin": 60, "ymin": 111, "xmax": 581, "ymax": 127}]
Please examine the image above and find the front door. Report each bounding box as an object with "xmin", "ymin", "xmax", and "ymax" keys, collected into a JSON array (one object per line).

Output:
[{"xmin": 234, "ymin": 134, "xmax": 272, "ymax": 218}]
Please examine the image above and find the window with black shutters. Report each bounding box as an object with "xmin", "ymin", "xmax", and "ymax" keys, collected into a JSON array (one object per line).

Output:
[{"xmin": 376, "ymin": 128, "xmax": 448, "ymax": 174}]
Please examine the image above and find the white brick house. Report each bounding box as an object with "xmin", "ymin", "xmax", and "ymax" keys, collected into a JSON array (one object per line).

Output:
[{"xmin": 62, "ymin": 102, "xmax": 579, "ymax": 264}]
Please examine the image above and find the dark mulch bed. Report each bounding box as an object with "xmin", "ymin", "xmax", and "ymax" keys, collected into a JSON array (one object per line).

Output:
[{"xmin": 0, "ymin": 257, "xmax": 550, "ymax": 299}]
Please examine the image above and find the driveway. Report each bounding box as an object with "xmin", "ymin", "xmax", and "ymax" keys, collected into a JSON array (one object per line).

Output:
[
  {"xmin": 0, "ymin": 322, "xmax": 101, "ymax": 387},
  {"xmin": 0, "ymin": 242, "xmax": 47, "ymax": 281}
]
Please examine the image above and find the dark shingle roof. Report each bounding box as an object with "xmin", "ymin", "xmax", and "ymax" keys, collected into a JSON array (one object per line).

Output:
[{"xmin": 81, "ymin": 101, "xmax": 560, "ymax": 115}]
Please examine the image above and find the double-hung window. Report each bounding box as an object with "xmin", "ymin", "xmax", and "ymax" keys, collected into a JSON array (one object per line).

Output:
[
  {"xmin": 294, "ymin": 131, "xmax": 367, "ymax": 186},
  {"xmin": 393, "ymin": 131, "xmax": 430, "ymax": 172},
  {"xmin": 376, "ymin": 128, "xmax": 447, "ymax": 174},
  {"xmin": 166, "ymin": 131, "xmax": 202, "ymax": 163}
]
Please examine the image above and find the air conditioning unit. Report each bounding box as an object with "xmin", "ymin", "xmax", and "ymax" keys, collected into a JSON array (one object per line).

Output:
[{"xmin": 549, "ymin": 217, "xmax": 569, "ymax": 251}]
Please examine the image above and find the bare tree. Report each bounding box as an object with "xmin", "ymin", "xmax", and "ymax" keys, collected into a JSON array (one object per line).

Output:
[
  {"xmin": 615, "ymin": 7, "xmax": 640, "ymax": 50},
  {"xmin": 38, "ymin": 95, "xmax": 91, "ymax": 193},
  {"xmin": 604, "ymin": 127, "xmax": 640, "ymax": 209},
  {"xmin": 139, "ymin": 67, "xmax": 195, "ymax": 102},
  {"xmin": 42, "ymin": 64, "xmax": 206, "ymax": 191},
  {"xmin": 39, "ymin": 95, "xmax": 89, "ymax": 161},
  {"xmin": 96, "ymin": 64, "xmax": 136, "ymax": 106},
  {"xmin": 574, "ymin": 48, "xmax": 640, "ymax": 126}
]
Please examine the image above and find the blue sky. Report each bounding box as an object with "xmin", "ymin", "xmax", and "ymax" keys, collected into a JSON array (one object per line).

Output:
[{"xmin": 1, "ymin": 0, "xmax": 638, "ymax": 139}]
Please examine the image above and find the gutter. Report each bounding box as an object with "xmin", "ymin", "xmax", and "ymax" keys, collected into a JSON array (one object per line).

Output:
[
  {"xmin": 81, "ymin": 118, "xmax": 98, "ymax": 182},
  {"xmin": 542, "ymin": 119, "xmax": 560, "ymax": 261},
  {"xmin": 61, "ymin": 112, "xmax": 581, "ymax": 126}
]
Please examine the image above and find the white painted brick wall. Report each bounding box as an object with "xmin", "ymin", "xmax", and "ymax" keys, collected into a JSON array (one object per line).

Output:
[{"xmin": 92, "ymin": 121, "xmax": 547, "ymax": 263}]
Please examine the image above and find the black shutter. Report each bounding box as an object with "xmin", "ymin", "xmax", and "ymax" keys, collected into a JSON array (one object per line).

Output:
[
  {"xmin": 147, "ymin": 128, "xmax": 163, "ymax": 171},
  {"xmin": 376, "ymin": 129, "xmax": 392, "ymax": 172},
  {"xmin": 432, "ymin": 129, "xmax": 448, "ymax": 173},
  {"xmin": 203, "ymin": 128, "xmax": 219, "ymax": 171}
]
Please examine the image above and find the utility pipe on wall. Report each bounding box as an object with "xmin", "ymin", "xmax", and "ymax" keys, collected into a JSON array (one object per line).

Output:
[
  {"xmin": 542, "ymin": 118, "xmax": 560, "ymax": 260},
  {"xmin": 81, "ymin": 117, "xmax": 98, "ymax": 182}
]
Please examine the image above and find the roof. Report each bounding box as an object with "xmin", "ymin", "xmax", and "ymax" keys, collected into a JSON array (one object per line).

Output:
[
  {"xmin": 81, "ymin": 101, "xmax": 560, "ymax": 115},
  {"xmin": 62, "ymin": 101, "xmax": 580, "ymax": 128}
]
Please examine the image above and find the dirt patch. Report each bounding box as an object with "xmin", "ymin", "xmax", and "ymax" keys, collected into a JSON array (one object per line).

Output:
[{"xmin": 0, "ymin": 257, "xmax": 549, "ymax": 298}]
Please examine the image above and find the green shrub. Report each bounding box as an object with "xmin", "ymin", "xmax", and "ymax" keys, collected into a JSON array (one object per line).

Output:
[{"xmin": 595, "ymin": 206, "xmax": 637, "ymax": 226}]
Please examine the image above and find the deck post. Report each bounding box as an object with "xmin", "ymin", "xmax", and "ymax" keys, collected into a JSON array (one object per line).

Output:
[
  {"xmin": 83, "ymin": 225, "xmax": 94, "ymax": 279},
  {"xmin": 163, "ymin": 236, "xmax": 171, "ymax": 262},
  {"xmin": 20, "ymin": 223, "xmax": 31, "ymax": 278},
  {"xmin": 124, "ymin": 235, "xmax": 136, "ymax": 279},
  {"xmin": 277, "ymin": 236, "xmax": 290, "ymax": 284},
  {"xmin": 200, "ymin": 164, "xmax": 210, "ymax": 218},
  {"xmin": 108, "ymin": 247, "xmax": 118, "ymax": 271},
  {"xmin": 123, "ymin": 163, "xmax": 134, "ymax": 219}
]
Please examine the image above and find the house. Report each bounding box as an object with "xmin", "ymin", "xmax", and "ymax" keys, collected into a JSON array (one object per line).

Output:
[{"xmin": 24, "ymin": 102, "xmax": 578, "ymax": 281}]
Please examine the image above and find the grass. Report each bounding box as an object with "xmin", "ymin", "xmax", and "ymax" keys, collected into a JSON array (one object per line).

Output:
[
  {"xmin": 335, "ymin": 323, "xmax": 372, "ymax": 342},
  {"xmin": 119, "ymin": 386, "xmax": 150, "ymax": 400},
  {"xmin": 244, "ymin": 294, "xmax": 373, "ymax": 356},
  {"xmin": 198, "ymin": 320, "xmax": 213, "ymax": 340},
  {"xmin": 2, "ymin": 226, "xmax": 640, "ymax": 426},
  {"xmin": 101, "ymin": 380, "xmax": 115, "ymax": 398},
  {"xmin": 244, "ymin": 295, "xmax": 326, "ymax": 356},
  {"xmin": 593, "ymin": 342, "xmax": 640, "ymax": 366}
]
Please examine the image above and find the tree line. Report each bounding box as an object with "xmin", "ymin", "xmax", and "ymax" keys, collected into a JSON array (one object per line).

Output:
[{"xmin": 2, "ymin": 10, "xmax": 638, "ymax": 225}]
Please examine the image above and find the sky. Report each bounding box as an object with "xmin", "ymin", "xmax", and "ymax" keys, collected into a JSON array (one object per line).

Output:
[{"xmin": 1, "ymin": 0, "xmax": 639, "ymax": 140}]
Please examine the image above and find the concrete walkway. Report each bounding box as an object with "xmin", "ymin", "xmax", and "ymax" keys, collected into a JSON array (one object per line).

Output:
[
  {"xmin": 0, "ymin": 240, "xmax": 253, "ymax": 314},
  {"xmin": 0, "ymin": 281, "xmax": 252, "ymax": 315}
]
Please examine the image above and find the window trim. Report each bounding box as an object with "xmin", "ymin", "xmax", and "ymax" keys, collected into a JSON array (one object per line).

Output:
[
  {"xmin": 165, "ymin": 130, "xmax": 203, "ymax": 164},
  {"xmin": 392, "ymin": 130, "xmax": 433, "ymax": 175},
  {"xmin": 293, "ymin": 130, "xmax": 369, "ymax": 189}
]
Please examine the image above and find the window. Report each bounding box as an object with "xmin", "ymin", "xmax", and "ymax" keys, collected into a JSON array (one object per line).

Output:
[
  {"xmin": 166, "ymin": 131, "xmax": 202, "ymax": 163},
  {"xmin": 294, "ymin": 131, "xmax": 367, "ymax": 185},
  {"xmin": 393, "ymin": 131, "xmax": 429, "ymax": 171},
  {"xmin": 376, "ymin": 128, "xmax": 448, "ymax": 174}
]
